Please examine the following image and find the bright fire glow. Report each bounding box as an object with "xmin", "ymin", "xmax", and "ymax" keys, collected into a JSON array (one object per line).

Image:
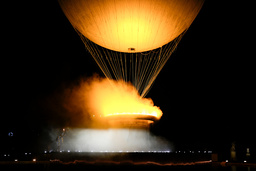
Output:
[
  {"xmin": 74, "ymin": 75, "xmax": 162, "ymax": 124},
  {"xmin": 105, "ymin": 112, "xmax": 158, "ymax": 118}
]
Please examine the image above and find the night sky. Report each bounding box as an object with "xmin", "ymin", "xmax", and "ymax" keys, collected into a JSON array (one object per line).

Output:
[{"xmin": 1, "ymin": 1, "xmax": 254, "ymax": 152}]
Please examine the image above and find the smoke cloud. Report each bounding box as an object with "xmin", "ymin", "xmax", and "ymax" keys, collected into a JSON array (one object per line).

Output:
[
  {"xmin": 44, "ymin": 75, "xmax": 172, "ymax": 152},
  {"xmin": 47, "ymin": 74, "xmax": 162, "ymax": 127},
  {"xmin": 49, "ymin": 128, "xmax": 173, "ymax": 152}
]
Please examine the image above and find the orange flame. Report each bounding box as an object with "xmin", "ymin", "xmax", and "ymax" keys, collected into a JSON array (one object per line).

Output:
[{"xmin": 81, "ymin": 76, "xmax": 162, "ymax": 122}]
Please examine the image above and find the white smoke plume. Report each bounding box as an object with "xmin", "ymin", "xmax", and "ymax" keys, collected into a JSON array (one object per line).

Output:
[{"xmin": 50, "ymin": 128, "xmax": 173, "ymax": 152}]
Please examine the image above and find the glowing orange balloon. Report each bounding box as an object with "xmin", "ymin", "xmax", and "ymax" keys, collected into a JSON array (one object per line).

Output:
[{"xmin": 59, "ymin": 0, "xmax": 204, "ymax": 52}]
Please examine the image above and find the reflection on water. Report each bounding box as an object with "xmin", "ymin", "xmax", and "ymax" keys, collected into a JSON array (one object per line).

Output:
[
  {"xmin": 0, "ymin": 161, "xmax": 255, "ymax": 171},
  {"xmin": 217, "ymin": 166, "xmax": 255, "ymax": 171},
  {"xmin": 231, "ymin": 166, "xmax": 252, "ymax": 171}
]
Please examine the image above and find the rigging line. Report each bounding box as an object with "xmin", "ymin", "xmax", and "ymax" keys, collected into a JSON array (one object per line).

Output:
[
  {"xmin": 110, "ymin": 52, "xmax": 117, "ymax": 79},
  {"xmin": 90, "ymin": 43, "xmax": 113, "ymax": 79},
  {"xmin": 119, "ymin": 52, "xmax": 125, "ymax": 81},
  {"xmin": 140, "ymin": 49, "xmax": 159, "ymax": 97},
  {"xmin": 134, "ymin": 53, "xmax": 138, "ymax": 90},
  {"xmin": 96, "ymin": 6, "xmax": 118, "ymax": 78},
  {"xmin": 141, "ymin": 51, "xmax": 157, "ymax": 90},
  {"xmin": 142, "ymin": 47, "xmax": 163, "ymax": 90},
  {"xmin": 155, "ymin": 31, "xmax": 185, "ymax": 73},
  {"xmin": 91, "ymin": 40, "xmax": 112, "ymax": 79},
  {"xmin": 137, "ymin": 56, "xmax": 150, "ymax": 94},
  {"xmin": 148, "ymin": 43, "xmax": 174, "ymax": 83},
  {"xmin": 141, "ymin": 72, "xmax": 158, "ymax": 97},
  {"xmin": 116, "ymin": 50, "xmax": 123, "ymax": 81},
  {"xmin": 136, "ymin": 51, "xmax": 155, "ymax": 94},
  {"xmin": 91, "ymin": 49, "xmax": 111, "ymax": 79},
  {"xmin": 89, "ymin": 40, "xmax": 113, "ymax": 79},
  {"xmin": 129, "ymin": 54, "xmax": 133, "ymax": 84},
  {"xmin": 137, "ymin": 53, "xmax": 145, "ymax": 93},
  {"xmin": 99, "ymin": 2, "xmax": 120, "ymax": 80},
  {"xmin": 124, "ymin": 53, "xmax": 127, "ymax": 82},
  {"xmin": 136, "ymin": 35, "xmax": 184, "ymax": 94},
  {"xmin": 114, "ymin": 51, "xmax": 122, "ymax": 80},
  {"xmin": 131, "ymin": 53, "xmax": 135, "ymax": 87},
  {"xmin": 114, "ymin": 52, "xmax": 123, "ymax": 80},
  {"xmin": 88, "ymin": 44, "xmax": 111, "ymax": 79},
  {"xmin": 138, "ymin": 54, "xmax": 151, "ymax": 93},
  {"xmin": 142, "ymin": 41, "xmax": 176, "ymax": 97},
  {"xmin": 158, "ymin": 42, "xmax": 178, "ymax": 71},
  {"xmin": 117, "ymin": 52, "xmax": 122, "ymax": 81},
  {"xmin": 137, "ymin": 54, "xmax": 142, "ymax": 91},
  {"xmin": 104, "ymin": 48, "xmax": 119, "ymax": 80},
  {"xmin": 117, "ymin": 51, "xmax": 124, "ymax": 80},
  {"xmin": 142, "ymin": 61, "xmax": 160, "ymax": 96},
  {"xmin": 141, "ymin": 66, "xmax": 161, "ymax": 97},
  {"xmin": 137, "ymin": 52, "xmax": 155, "ymax": 95},
  {"xmin": 102, "ymin": 1, "xmax": 122, "ymax": 81},
  {"xmin": 133, "ymin": 54, "xmax": 137, "ymax": 90},
  {"xmin": 153, "ymin": 44, "xmax": 169, "ymax": 75},
  {"xmin": 121, "ymin": 53, "xmax": 125, "ymax": 82},
  {"xmin": 139, "ymin": 52, "xmax": 152, "ymax": 88},
  {"xmin": 74, "ymin": 32, "xmax": 102, "ymax": 75},
  {"xmin": 136, "ymin": 53, "xmax": 143, "ymax": 91},
  {"xmin": 78, "ymin": 33, "xmax": 112, "ymax": 79},
  {"xmin": 135, "ymin": 56, "xmax": 140, "ymax": 92},
  {"xmin": 108, "ymin": 50, "xmax": 118, "ymax": 79},
  {"xmin": 137, "ymin": 54, "xmax": 143, "ymax": 92},
  {"xmin": 152, "ymin": 32, "xmax": 183, "ymax": 76},
  {"xmin": 142, "ymin": 32, "xmax": 185, "ymax": 97},
  {"xmin": 118, "ymin": 52, "xmax": 124, "ymax": 80},
  {"xmin": 129, "ymin": 53, "xmax": 132, "ymax": 84}
]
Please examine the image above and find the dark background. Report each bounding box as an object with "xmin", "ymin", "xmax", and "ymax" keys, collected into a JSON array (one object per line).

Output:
[{"xmin": 1, "ymin": 1, "xmax": 254, "ymax": 154}]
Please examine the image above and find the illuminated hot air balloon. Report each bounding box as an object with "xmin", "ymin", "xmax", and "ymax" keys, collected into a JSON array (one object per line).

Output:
[{"xmin": 59, "ymin": 0, "xmax": 204, "ymax": 97}]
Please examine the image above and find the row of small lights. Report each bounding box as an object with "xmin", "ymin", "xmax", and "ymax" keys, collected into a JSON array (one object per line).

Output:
[
  {"xmin": 3, "ymin": 152, "xmax": 32, "ymax": 157},
  {"xmin": 175, "ymin": 151, "xmax": 212, "ymax": 154},
  {"xmin": 3, "ymin": 150, "xmax": 213, "ymax": 157},
  {"xmin": 225, "ymin": 160, "xmax": 248, "ymax": 163},
  {"xmin": 14, "ymin": 158, "xmax": 37, "ymax": 162},
  {"xmin": 44, "ymin": 150, "xmax": 215, "ymax": 153},
  {"xmin": 3, "ymin": 152, "xmax": 36, "ymax": 162},
  {"xmin": 44, "ymin": 150, "xmax": 171, "ymax": 153},
  {"xmin": 3, "ymin": 150, "xmax": 169, "ymax": 162},
  {"xmin": 11, "ymin": 159, "xmax": 249, "ymax": 163},
  {"xmin": 10, "ymin": 159, "xmax": 250, "ymax": 163},
  {"xmin": 4, "ymin": 152, "xmax": 250, "ymax": 163}
]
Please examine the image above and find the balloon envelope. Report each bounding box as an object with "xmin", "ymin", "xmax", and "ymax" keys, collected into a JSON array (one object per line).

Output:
[{"xmin": 59, "ymin": 0, "xmax": 204, "ymax": 52}]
